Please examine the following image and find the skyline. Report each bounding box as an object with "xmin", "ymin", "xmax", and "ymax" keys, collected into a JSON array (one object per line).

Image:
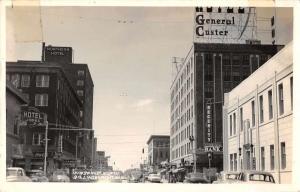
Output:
[{"xmin": 6, "ymin": 6, "xmax": 293, "ymax": 171}]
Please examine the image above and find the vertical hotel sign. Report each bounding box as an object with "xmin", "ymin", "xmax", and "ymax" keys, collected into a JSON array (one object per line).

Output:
[
  {"xmin": 194, "ymin": 7, "xmax": 256, "ymax": 44},
  {"xmin": 206, "ymin": 100, "xmax": 213, "ymax": 143}
]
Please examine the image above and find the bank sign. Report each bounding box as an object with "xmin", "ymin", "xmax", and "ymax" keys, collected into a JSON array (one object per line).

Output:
[{"xmin": 194, "ymin": 7, "xmax": 256, "ymax": 44}]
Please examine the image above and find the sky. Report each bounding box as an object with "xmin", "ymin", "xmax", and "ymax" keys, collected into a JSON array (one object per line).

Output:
[{"xmin": 6, "ymin": 6, "xmax": 293, "ymax": 171}]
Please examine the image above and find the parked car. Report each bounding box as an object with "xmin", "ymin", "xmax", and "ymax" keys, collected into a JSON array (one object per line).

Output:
[
  {"xmin": 148, "ymin": 174, "xmax": 161, "ymax": 183},
  {"xmin": 26, "ymin": 169, "xmax": 49, "ymax": 182},
  {"xmin": 213, "ymin": 172, "xmax": 239, "ymax": 184},
  {"xmin": 235, "ymin": 171, "xmax": 276, "ymax": 184},
  {"xmin": 50, "ymin": 169, "xmax": 70, "ymax": 182},
  {"xmin": 6, "ymin": 167, "xmax": 32, "ymax": 182},
  {"xmin": 183, "ymin": 172, "xmax": 210, "ymax": 184}
]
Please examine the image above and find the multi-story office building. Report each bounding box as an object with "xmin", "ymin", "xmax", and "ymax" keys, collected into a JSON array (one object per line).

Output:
[
  {"xmin": 170, "ymin": 43, "xmax": 282, "ymax": 172},
  {"xmin": 43, "ymin": 45, "xmax": 95, "ymax": 167},
  {"xmin": 223, "ymin": 42, "xmax": 293, "ymax": 183},
  {"xmin": 6, "ymin": 61, "xmax": 83, "ymax": 173},
  {"xmin": 6, "ymin": 81, "xmax": 29, "ymax": 168},
  {"xmin": 147, "ymin": 135, "xmax": 170, "ymax": 171}
]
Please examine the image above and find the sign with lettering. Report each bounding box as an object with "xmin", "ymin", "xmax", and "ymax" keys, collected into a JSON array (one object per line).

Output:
[
  {"xmin": 204, "ymin": 145, "xmax": 223, "ymax": 152},
  {"xmin": 205, "ymin": 100, "xmax": 213, "ymax": 143},
  {"xmin": 44, "ymin": 46, "xmax": 73, "ymax": 63},
  {"xmin": 63, "ymin": 159, "xmax": 77, "ymax": 168},
  {"xmin": 21, "ymin": 106, "xmax": 45, "ymax": 126},
  {"xmin": 71, "ymin": 169, "xmax": 101, "ymax": 182},
  {"xmin": 194, "ymin": 7, "xmax": 257, "ymax": 44}
]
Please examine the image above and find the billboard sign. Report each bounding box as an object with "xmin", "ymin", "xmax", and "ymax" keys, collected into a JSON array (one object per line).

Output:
[
  {"xmin": 44, "ymin": 46, "xmax": 73, "ymax": 63},
  {"xmin": 194, "ymin": 7, "xmax": 256, "ymax": 44}
]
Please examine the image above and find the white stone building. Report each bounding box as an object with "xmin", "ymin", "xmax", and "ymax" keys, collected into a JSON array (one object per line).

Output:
[{"xmin": 223, "ymin": 41, "xmax": 293, "ymax": 184}]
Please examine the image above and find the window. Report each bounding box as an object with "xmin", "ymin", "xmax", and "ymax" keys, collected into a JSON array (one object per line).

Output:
[
  {"xmin": 233, "ymin": 113, "xmax": 236, "ymax": 135},
  {"xmin": 230, "ymin": 154, "xmax": 233, "ymax": 171},
  {"xmin": 290, "ymin": 77, "xmax": 293, "ymax": 110},
  {"xmin": 268, "ymin": 90, "xmax": 273, "ymax": 119},
  {"xmin": 6, "ymin": 74, "xmax": 10, "ymax": 81},
  {"xmin": 32, "ymin": 133, "xmax": 45, "ymax": 145},
  {"xmin": 261, "ymin": 147, "xmax": 265, "ymax": 171},
  {"xmin": 77, "ymin": 90, "xmax": 84, "ymax": 96},
  {"xmin": 23, "ymin": 93, "xmax": 29, "ymax": 101},
  {"xmin": 278, "ymin": 84, "xmax": 284, "ymax": 115},
  {"xmin": 259, "ymin": 95, "xmax": 264, "ymax": 123},
  {"xmin": 234, "ymin": 153, "xmax": 237, "ymax": 171},
  {"xmin": 77, "ymin": 80, "xmax": 84, "ymax": 86},
  {"xmin": 281, "ymin": 142, "xmax": 286, "ymax": 169},
  {"xmin": 251, "ymin": 100, "xmax": 255, "ymax": 127},
  {"xmin": 240, "ymin": 108, "xmax": 243, "ymax": 131},
  {"xmin": 11, "ymin": 74, "xmax": 20, "ymax": 88},
  {"xmin": 35, "ymin": 94, "xmax": 48, "ymax": 106},
  {"xmin": 270, "ymin": 145, "xmax": 275, "ymax": 170},
  {"xmin": 78, "ymin": 70, "xmax": 85, "ymax": 76},
  {"xmin": 13, "ymin": 118, "xmax": 18, "ymax": 135},
  {"xmin": 21, "ymin": 74, "xmax": 30, "ymax": 87},
  {"xmin": 36, "ymin": 75, "xmax": 49, "ymax": 87},
  {"xmin": 229, "ymin": 115, "xmax": 232, "ymax": 136}
]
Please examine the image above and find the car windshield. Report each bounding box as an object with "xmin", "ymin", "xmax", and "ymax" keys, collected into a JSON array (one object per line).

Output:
[{"xmin": 7, "ymin": 169, "xmax": 18, "ymax": 176}]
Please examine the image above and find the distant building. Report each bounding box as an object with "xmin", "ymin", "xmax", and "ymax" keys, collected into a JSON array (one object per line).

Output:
[
  {"xmin": 170, "ymin": 43, "xmax": 283, "ymax": 172},
  {"xmin": 6, "ymin": 61, "xmax": 83, "ymax": 173},
  {"xmin": 223, "ymin": 42, "xmax": 293, "ymax": 183},
  {"xmin": 95, "ymin": 151, "xmax": 109, "ymax": 171},
  {"xmin": 147, "ymin": 135, "xmax": 170, "ymax": 171},
  {"xmin": 6, "ymin": 81, "xmax": 29, "ymax": 168}
]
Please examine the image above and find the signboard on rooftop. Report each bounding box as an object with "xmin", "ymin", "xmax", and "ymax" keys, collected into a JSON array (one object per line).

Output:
[
  {"xmin": 44, "ymin": 45, "xmax": 73, "ymax": 63},
  {"xmin": 194, "ymin": 7, "xmax": 257, "ymax": 44}
]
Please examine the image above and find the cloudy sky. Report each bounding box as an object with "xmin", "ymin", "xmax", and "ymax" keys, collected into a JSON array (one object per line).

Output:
[{"xmin": 6, "ymin": 6, "xmax": 293, "ymax": 171}]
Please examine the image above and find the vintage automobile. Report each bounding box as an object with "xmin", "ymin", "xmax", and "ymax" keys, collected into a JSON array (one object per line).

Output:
[
  {"xmin": 183, "ymin": 172, "xmax": 210, "ymax": 184},
  {"xmin": 26, "ymin": 169, "xmax": 49, "ymax": 182},
  {"xmin": 49, "ymin": 169, "xmax": 70, "ymax": 182},
  {"xmin": 6, "ymin": 167, "xmax": 32, "ymax": 182},
  {"xmin": 235, "ymin": 171, "xmax": 276, "ymax": 184},
  {"xmin": 147, "ymin": 173, "xmax": 161, "ymax": 183},
  {"xmin": 212, "ymin": 171, "xmax": 240, "ymax": 184}
]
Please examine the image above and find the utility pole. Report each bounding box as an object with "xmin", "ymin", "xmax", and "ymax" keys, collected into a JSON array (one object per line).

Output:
[{"xmin": 43, "ymin": 114, "xmax": 48, "ymax": 175}]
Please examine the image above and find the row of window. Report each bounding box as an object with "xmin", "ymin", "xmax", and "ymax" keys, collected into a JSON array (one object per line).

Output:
[
  {"xmin": 229, "ymin": 77, "xmax": 293, "ymax": 137},
  {"xmin": 171, "ymin": 57, "xmax": 194, "ymax": 101},
  {"xmin": 171, "ymin": 141, "xmax": 193, "ymax": 160},
  {"xmin": 8, "ymin": 74, "xmax": 50, "ymax": 88},
  {"xmin": 171, "ymin": 105, "xmax": 194, "ymax": 135},
  {"xmin": 171, "ymin": 73, "xmax": 194, "ymax": 113},
  {"xmin": 229, "ymin": 142, "xmax": 286, "ymax": 171},
  {"xmin": 171, "ymin": 123, "xmax": 193, "ymax": 148},
  {"xmin": 171, "ymin": 89, "xmax": 194, "ymax": 123}
]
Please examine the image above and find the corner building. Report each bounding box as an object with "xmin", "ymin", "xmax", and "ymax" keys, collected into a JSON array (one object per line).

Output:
[
  {"xmin": 223, "ymin": 42, "xmax": 293, "ymax": 183},
  {"xmin": 170, "ymin": 43, "xmax": 282, "ymax": 172},
  {"xmin": 147, "ymin": 135, "xmax": 170, "ymax": 172},
  {"xmin": 6, "ymin": 61, "xmax": 83, "ymax": 173}
]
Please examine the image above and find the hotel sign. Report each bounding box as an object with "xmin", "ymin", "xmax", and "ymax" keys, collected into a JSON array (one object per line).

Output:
[
  {"xmin": 44, "ymin": 46, "xmax": 73, "ymax": 63},
  {"xmin": 194, "ymin": 7, "xmax": 256, "ymax": 44},
  {"xmin": 21, "ymin": 106, "xmax": 45, "ymax": 126}
]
